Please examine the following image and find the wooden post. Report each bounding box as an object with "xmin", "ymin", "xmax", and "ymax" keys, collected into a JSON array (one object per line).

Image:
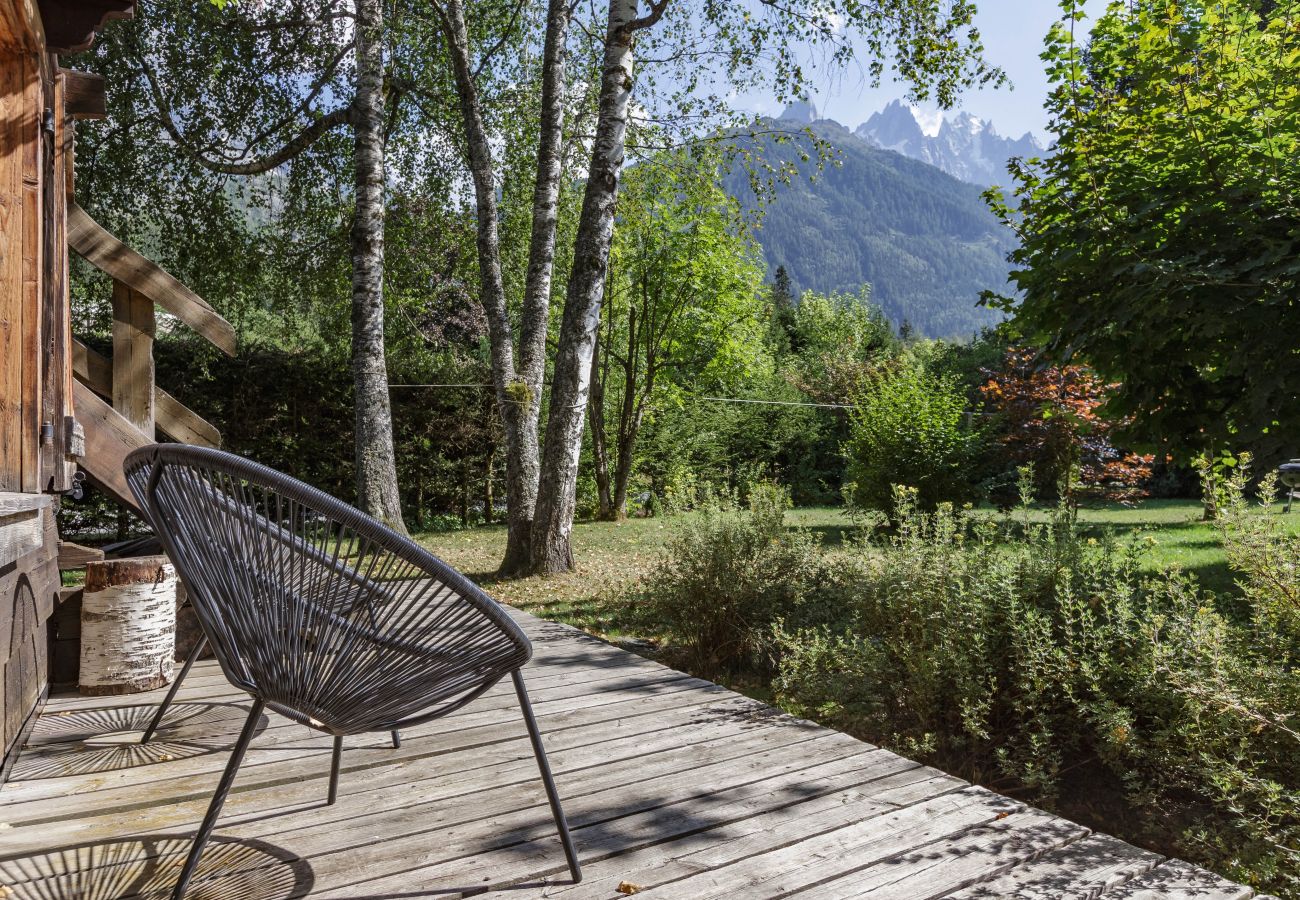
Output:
[
  {"xmin": 0, "ymin": 50, "xmax": 27, "ymax": 492},
  {"xmin": 80, "ymin": 556, "xmax": 176, "ymax": 695},
  {"xmin": 110, "ymin": 277, "xmax": 154, "ymax": 438}
]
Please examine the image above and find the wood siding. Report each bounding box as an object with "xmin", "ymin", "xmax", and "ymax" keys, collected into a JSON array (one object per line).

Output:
[
  {"xmin": 0, "ymin": 496, "xmax": 55, "ymax": 783},
  {"xmin": 0, "ymin": 4, "xmax": 91, "ymax": 777}
]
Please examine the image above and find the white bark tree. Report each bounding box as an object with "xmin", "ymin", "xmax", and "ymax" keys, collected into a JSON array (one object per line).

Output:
[
  {"xmin": 134, "ymin": 0, "xmax": 408, "ymax": 532},
  {"xmin": 351, "ymin": 0, "xmax": 406, "ymax": 531},
  {"xmin": 530, "ymin": 0, "xmax": 664, "ymax": 572},
  {"xmin": 427, "ymin": 0, "xmax": 575, "ymax": 574},
  {"xmin": 528, "ymin": 0, "xmax": 1003, "ymax": 572}
]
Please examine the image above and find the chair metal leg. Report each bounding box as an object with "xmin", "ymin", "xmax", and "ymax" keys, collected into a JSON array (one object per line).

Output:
[
  {"xmin": 143, "ymin": 635, "xmax": 209, "ymax": 744},
  {"xmin": 171, "ymin": 698, "xmax": 265, "ymax": 900},
  {"xmin": 391, "ymin": 730, "xmax": 401, "ymax": 749},
  {"xmin": 328, "ymin": 735, "xmax": 343, "ymax": 805},
  {"xmin": 512, "ymin": 669, "xmax": 581, "ymax": 883}
]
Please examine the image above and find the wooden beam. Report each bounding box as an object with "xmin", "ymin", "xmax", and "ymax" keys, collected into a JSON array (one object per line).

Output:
[
  {"xmin": 0, "ymin": 491, "xmax": 50, "ymax": 567},
  {"xmin": 56, "ymin": 540, "xmax": 102, "ymax": 569},
  {"xmin": 109, "ymin": 279, "xmax": 154, "ymax": 437},
  {"xmin": 0, "ymin": 0, "xmax": 44, "ymax": 52},
  {"xmin": 0, "ymin": 50, "xmax": 26, "ymax": 492},
  {"xmin": 66, "ymin": 203, "xmax": 236, "ymax": 355},
  {"xmin": 18, "ymin": 47, "xmax": 39, "ymax": 493},
  {"xmin": 45, "ymin": 63, "xmax": 77, "ymax": 491},
  {"xmin": 71, "ymin": 380, "xmax": 145, "ymax": 511},
  {"xmin": 59, "ymin": 68, "xmax": 105, "ymax": 119},
  {"xmin": 36, "ymin": 0, "xmax": 132, "ymax": 54},
  {"xmin": 71, "ymin": 338, "xmax": 221, "ymax": 448}
]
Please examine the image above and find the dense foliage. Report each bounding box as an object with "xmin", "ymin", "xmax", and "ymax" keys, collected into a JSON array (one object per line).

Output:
[
  {"xmin": 990, "ymin": 0, "xmax": 1300, "ymax": 463},
  {"xmin": 588, "ymin": 152, "xmax": 768, "ymax": 519},
  {"xmin": 979, "ymin": 349, "xmax": 1154, "ymax": 502},
  {"xmin": 845, "ymin": 364, "xmax": 984, "ymax": 514},
  {"xmin": 638, "ymin": 468, "xmax": 1300, "ymax": 894}
]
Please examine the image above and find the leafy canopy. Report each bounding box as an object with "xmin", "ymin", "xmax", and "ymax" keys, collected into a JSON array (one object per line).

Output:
[{"xmin": 988, "ymin": 0, "xmax": 1300, "ymax": 460}]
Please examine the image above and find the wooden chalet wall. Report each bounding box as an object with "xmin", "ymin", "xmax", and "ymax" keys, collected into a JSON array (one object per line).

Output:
[{"xmin": 0, "ymin": 0, "xmax": 130, "ymax": 779}]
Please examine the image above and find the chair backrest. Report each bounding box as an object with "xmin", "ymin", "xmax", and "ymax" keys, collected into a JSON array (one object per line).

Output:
[{"xmin": 125, "ymin": 444, "xmax": 530, "ymax": 735}]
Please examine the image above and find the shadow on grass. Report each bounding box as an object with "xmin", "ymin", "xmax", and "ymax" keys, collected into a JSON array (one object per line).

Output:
[{"xmin": 799, "ymin": 522, "xmax": 857, "ymax": 547}]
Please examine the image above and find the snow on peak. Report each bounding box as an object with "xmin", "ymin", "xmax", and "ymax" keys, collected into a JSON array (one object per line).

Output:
[
  {"xmin": 910, "ymin": 106, "xmax": 944, "ymax": 137},
  {"xmin": 853, "ymin": 101, "xmax": 1043, "ymax": 186}
]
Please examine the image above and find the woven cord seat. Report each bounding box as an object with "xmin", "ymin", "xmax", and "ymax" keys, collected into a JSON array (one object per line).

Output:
[{"xmin": 124, "ymin": 444, "xmax": 581, "ymax": 899}]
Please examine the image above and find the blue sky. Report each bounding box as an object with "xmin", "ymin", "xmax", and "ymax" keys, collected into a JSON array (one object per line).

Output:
[{"xmin": 742, "ymin": 0, "xmax": 1107, "ymax": 141}]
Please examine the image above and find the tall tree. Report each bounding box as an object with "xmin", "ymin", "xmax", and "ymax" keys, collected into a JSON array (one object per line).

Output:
[
  {"xmin": 989, "ymin": 0, "xmax": 1300, "ymax": 462},
  {"xmin": 588, "ymin": 150, "xmax": 765, "ymax": 520},
  {"xmin": 124, "ymin": 0, "xmax": 408, "ymax": 531},
  {"xmin": 351, "ymin": 0, "xmax": 405, "ymax": 527},
  {"xmin": 424, "ymin": 0, "xmax": 576, "ymax": 574},
  {"xmin": 530, "ymin": 0, "xmax": 1004, "ymax": 572}
]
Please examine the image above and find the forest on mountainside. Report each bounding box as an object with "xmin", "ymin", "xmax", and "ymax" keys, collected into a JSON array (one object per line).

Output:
[{"xmin": 723, "ymin": 121, "xmax": 1013, "ymax": 339}]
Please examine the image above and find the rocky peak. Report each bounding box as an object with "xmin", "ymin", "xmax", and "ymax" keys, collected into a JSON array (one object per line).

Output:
[{"xmin": 777, "ymin": 100, "xmax": 820, "ymax": 124}]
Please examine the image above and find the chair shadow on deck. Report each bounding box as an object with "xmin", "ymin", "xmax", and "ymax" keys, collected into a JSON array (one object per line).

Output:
[
  {"xmin": 11, "ymin": 703, "xmax": 268, "ymax": 781},
  {"xmin": 327, "ymin": 779, "xmax": 836, "ymax": 899},
  {"xmin": 0, "ymin": 835, "xmax": 313, "ymax": 900},
  {"xmin": 328, "ymin": 717, "xmax": 836, "ymax": 898}
]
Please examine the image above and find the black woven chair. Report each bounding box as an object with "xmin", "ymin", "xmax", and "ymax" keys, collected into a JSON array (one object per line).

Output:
[
  {"xmin": 123, "ymin": 444, "xmax": 581, "ymax": 899},
  {"xmin": 129, "ymin": 454, "xmax": 402, "ymax": 752}
]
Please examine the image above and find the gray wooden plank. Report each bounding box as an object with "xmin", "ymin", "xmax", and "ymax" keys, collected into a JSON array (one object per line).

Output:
[
  {"xmin": 1103, "ymin": 860, "xmax": 1255, "ymax": 900},
  {"xmin": 2, "ymin": 731, "xmax": 867, "ymax": 896},
  {"xmin": 0, "ymin": 606, "xmax": 1258, "ymax": 900},
  {"xmin": 817, "ymin": 809, "xmax": 1088, "ymax": 899},
  {"xmin": 311, "ymin": 745, "xmax": 926, "ymax": 899},
  {"xmin": 11, "ymin": 696, "xmax": 828, "ymax": 850},
  {"xmin": 947, "ymin": 832, "xmax": 1162, "ymax": 899},
  {"xmin": 3, "ymin": 673, "xmax": 731, "ymax": 819},
  {"xmin": 511, "ymin": 766, "xmax": 966, "ymax": 900},
  {"xmin": 2, "ymin": 669, "xmax": 721, "ymax": 809},
  {"xmin": 618, "ymin": 787, "xmax": 1023, "ymax": 900}
]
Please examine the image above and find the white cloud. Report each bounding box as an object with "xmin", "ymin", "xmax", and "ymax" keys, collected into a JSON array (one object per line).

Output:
[{"xmin": 909, "ymin": 106, "xmax": 944, "ymax": 137}]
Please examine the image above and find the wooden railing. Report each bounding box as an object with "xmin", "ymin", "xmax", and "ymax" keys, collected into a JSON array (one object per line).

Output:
[{"xmin": 66, "ymin": 203, "xmax": 234, "ymax": 509}]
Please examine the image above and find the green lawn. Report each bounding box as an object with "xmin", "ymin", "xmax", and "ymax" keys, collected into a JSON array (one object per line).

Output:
[
  {"xmin": 1063, "ymin": 498, "xmax": 1300, "ymax": 595},
  {"xmin": 415, "ymin": 498, "xmax": 1299, "ymax": 640}
]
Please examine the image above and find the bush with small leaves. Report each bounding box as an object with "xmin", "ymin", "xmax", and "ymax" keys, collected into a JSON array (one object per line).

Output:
[
  {"xmin": 634, "ymin": 483, "xmax": 845, "ymax": 676},
  {"xmin": 845, "ymin": 365, "xmax": 983, "ymax": 516}
]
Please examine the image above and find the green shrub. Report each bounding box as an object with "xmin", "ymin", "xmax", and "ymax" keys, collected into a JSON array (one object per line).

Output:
[
  {"xmin": 774, "ymin": 489, "xmax": 1151, "ymax": 797},
  {"xmin": 845, "ymin": 365, "xmax": 983, "ymax": 515},
  {"xmin": 634, "ymin": 484, "xmax": 842, "ymax": 675},
  {"xmin": 768, "ymin": 476, "xmax": 1300, "ymax": 894},
  {"xmin": 635, "ymin": 462, "xmax": 1300, "ymax": 893},
  {"xmin": 1135, "ymin": 460, "xmax": 1300, "ymax": 893}
]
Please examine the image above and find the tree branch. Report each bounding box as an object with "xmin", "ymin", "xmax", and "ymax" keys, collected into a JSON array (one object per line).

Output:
[
  {"xmin": 473, "ymin": 0, "xmax": 529, "ymax": 79},
  {"xmin": 625, "ymin": 0, "xmax": 671, "ymax": 35},
  {"xmin": 140, "ymin": 56, "xmax": 355, "ymax": 176}
]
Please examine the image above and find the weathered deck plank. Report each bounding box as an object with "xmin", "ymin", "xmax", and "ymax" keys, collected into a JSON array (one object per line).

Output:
[{"xmin": 0, "ymin": 610, "xmax": 1261, "ymax": 899}]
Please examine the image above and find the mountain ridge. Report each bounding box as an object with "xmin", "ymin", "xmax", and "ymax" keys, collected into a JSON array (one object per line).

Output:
[
  {"xmin": 723, "ymin": 116, "xmax": 1015, "ymax": 339},
  {"xmin": 777, "ymin": 99, "xmax": 1043, "ymax": 187}
]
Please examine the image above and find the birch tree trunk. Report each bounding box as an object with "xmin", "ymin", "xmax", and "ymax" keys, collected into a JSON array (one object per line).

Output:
[
  {"xmin": 437, "ymin": 0, "xmax": 572, "ymax": 575},
  {"xmin": 587, "ymin": 328, "xmax": 615, "ymax": 519},
  {"xmin": 441, "ymin": 0, "xmax": 527, "ymax": 572},
  {"xmin": 351, "ymin": 0, "xmax": 406, "ymax": 533},
  {"xmin": 80, "ymin": 557, "xmax": 177, "ymax": 695},
  {"xmin": 531, "ymin": 0, "xmax": 645, "ymax": 572},
  {"xmin": 499, "ymin": 0, "xmax": 574, "ymax": 575}
]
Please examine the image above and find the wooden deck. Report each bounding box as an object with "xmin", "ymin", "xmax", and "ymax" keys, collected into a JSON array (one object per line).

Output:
[{"xmin": 0, "ymin": 609, "xmax": 1264, "ymax": 900}]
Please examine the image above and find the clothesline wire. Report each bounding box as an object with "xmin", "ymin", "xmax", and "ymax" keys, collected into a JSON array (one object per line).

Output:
[{"xmin": 388, "ymin": 383, "xmax": 854, "ymax": 410}]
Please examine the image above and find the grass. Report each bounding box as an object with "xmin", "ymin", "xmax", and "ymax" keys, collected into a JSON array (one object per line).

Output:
[{"xmin": 415, "ymin": 498, "xmax": 1300, "ymax": 642}]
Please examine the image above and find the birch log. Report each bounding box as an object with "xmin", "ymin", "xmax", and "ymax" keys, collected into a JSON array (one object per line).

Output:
[{"xmin": 80, "ymin": 556, "xmax": 176, "ymax": 695}]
